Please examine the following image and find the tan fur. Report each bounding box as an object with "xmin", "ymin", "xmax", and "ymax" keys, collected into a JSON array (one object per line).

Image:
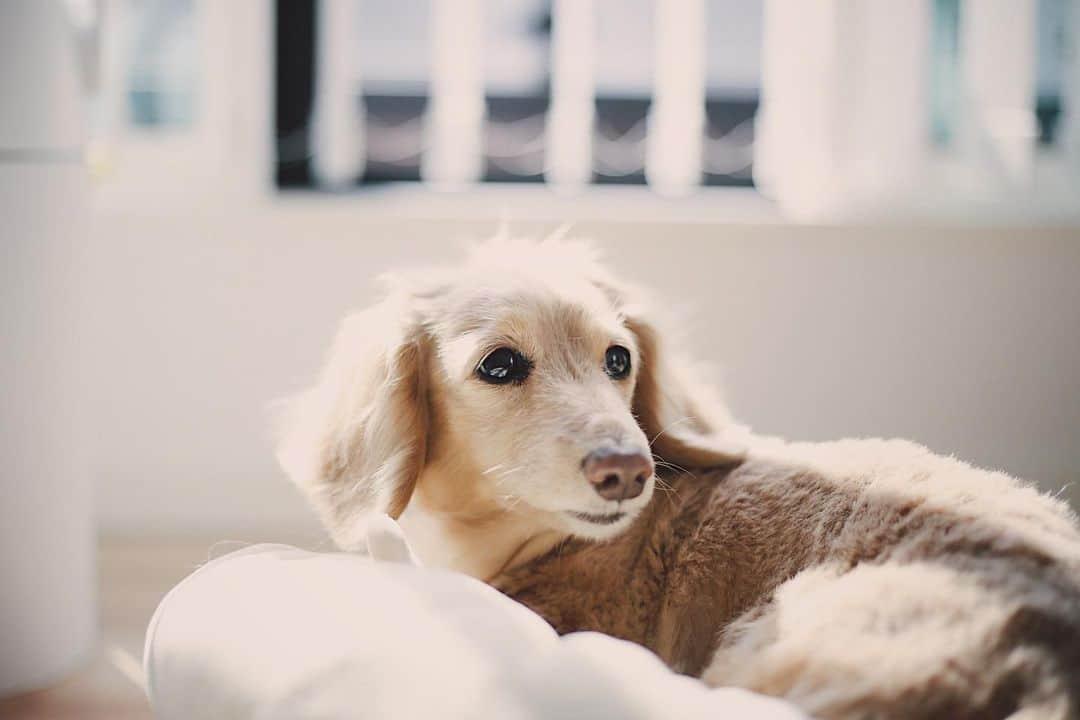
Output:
[{"xmin": 277, "ymin": 239, "xmax": 1080, "ymax": 719}]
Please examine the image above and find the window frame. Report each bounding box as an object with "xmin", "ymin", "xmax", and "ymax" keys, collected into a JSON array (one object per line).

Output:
[
  {"xmin": 272, "ymin": 0, "xmax": 760, "ymax": 192},
  {"xmin": 93, "ymin": 0, "xmax": 272, "ymax": 212}
]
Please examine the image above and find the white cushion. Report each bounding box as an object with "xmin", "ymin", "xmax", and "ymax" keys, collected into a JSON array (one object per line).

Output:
[{"xmin": 144, "ymin": 531, "xmax": 806, "ymax": 719}]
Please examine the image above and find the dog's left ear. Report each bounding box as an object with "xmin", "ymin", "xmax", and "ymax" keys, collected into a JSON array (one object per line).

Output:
[
  {"xmin": 626, "ymin": 313, "xmax": 745, "ymax": 470},
  {"xmin": 578, "ymin": 256, "xmax": 746, "ymax": 471},
  {"xmin": 585, "ymin": 256, "xmax": 743, "ymax": 470}
]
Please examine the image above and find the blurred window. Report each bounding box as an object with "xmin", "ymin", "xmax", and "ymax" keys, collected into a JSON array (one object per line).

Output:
[
  {"xmin": 274, "ymin": 0, "xmax": 763, "ymax": 189},
  {"xmin": 932, "ymin": 0, "xmax": 1066, "ymax": 148},
  {"xmin": 127, "ymin": 0, "xmax": 197, "ymax": 128},
  {"xmin": 88, "ymin": 0, "xmax": 1074, "ymax": 213},
  {"xmin": 1035, "ymin": 0, "xmax": 1067, "ymax": 144}
]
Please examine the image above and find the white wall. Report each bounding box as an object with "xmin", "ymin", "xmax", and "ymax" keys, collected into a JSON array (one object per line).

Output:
[{"xmin": 86, "ymin": 207, "xmax": 1080, "ymax": 538}]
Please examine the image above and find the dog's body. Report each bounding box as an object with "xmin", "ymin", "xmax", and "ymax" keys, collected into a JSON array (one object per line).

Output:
[
  {"xmin": 497, "ymin": 439, "xmax": 1080, "ymax": 719},
  {"xmin": 278, "ymin": 240, "xmax": 1080, "ymax": 719}
]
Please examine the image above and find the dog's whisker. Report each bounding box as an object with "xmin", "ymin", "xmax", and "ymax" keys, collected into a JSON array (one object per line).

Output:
[
  {"xmin": 487, "ymin": 462, "xmax": 527, "ymax": 480},
  {"xmin": 650, "ymin": 473, "xmax": 681, "ymax": 501},
  {"xmin": 492, "ymin": 466, "xmax": 529, "ymax": 489},
  {"xmin": 498, "ymin": 494, "xmax": 525, "ymax": 512},
  {"xmin": 649, "ymin": 417, "xmax": 694, "ymax": 448},
  {"xmin": 655, "ymin": 459, "xmax": 692, "ymax": 477},
  {"xmin": 654, "ymin": 457, "xmax": 689, "ymax": 471},
  {"xmin": 652, "ymin": 464, "xmax": 687, "ymax": 499}
]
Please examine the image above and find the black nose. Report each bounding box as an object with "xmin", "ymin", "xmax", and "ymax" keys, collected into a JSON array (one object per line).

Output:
[{"xmin": 582, "ymin": 449, "xmax": 654, "ymax": 501}]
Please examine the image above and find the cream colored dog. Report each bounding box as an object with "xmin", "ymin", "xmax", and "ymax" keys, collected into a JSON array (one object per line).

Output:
[{"xmin": 278, "ymin": 239, "xmax": 1080, "ymax": 719}]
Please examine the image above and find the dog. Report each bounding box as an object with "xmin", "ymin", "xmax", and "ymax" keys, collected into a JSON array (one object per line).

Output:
[{"xmin": 277, "ymin": 238, "xmax": 1080, "ymax": 719}]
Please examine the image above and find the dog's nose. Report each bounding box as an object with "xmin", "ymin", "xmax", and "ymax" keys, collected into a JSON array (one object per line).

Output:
[{"xmin": 583, "ymin": 449, "xmax": 654, "ymax": 501}]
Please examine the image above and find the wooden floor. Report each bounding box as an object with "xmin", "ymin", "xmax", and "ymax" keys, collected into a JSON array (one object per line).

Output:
[{"xmin": 0, "ymin": 536, "xmax": 319, "ymax": 719}]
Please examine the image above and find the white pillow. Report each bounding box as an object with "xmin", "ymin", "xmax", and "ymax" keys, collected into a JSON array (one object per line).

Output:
[{"xmin": 144, "ymin": 524, "xmax": 806, "ymax": 719}]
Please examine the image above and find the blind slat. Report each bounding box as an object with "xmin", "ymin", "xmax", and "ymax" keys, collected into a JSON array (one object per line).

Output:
[
  {"xmin": 960, "ymin": 0, "xmax": 1038, "ymax": 186},
  {"xmin": 423, "ymin": 0, "xmax": 485, "ymax": 187},
  {"xmin": 546, "ymin": 0, "xmax": 595, "ymax": 190},
  {"xmin": 841, "ymin": 1, "xmax": 929, "ymax": 201},
  {"xmin": 312, "ymin": 0, "xmax": 365, "ymax": 187},
  {"xmin": 646, "ymin": 0, "xmax": 706, "ymax": 195}
]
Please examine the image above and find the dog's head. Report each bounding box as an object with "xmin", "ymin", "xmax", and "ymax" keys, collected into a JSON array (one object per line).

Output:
[{"xmin": 277, "ymin": 239, "xmax": 742, "ymax": 549}]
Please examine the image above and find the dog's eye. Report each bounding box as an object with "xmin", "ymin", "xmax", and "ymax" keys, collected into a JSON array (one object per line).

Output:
[
  {"xmin": 604, "ymin": 345, "xmax": 632, "ymax": 380},
  {"xmin": 476, "ymin": 347, "xmax": 531, "ymax": 385}
]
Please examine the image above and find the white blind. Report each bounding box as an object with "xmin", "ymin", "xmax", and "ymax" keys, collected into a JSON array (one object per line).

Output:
[
  {"xmin": 296, "ymin": 0, "xmax": 1078, "ymax": 217},
  {"xmin": 756, "ymin": 0, "xmax": 1077, "ymax": 219}
]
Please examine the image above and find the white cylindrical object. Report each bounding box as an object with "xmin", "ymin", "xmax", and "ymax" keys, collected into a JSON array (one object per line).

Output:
[
  {"xmin": 646, "ymin": 0, "xmax": 706, "ymax": 195},
  {"xmin": 312, "ymin": 0, "xmax": 365, "ymax": 187},
  {"xmin": 422, "ymin": 0, "xmax": 485, "ymax": 188},
  {"xmin": 545, "ymin": 0, "xmax": 595, "ymax": 190},
  {"xmin": 0, "ymin": 0, "xmax": 95, "ymax": 696},
  {"xmin": 750, "ymin": 0, "xmax": 786, "ymax": 201},
  {"xmin": 960, "ymin": 0, "xmax": 1039, "ymax": 187}
]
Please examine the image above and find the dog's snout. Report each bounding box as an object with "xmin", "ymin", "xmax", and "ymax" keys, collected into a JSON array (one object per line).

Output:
[{"xmin": 583, "ymin": 449, "xmax": 654, "ymax": 501}]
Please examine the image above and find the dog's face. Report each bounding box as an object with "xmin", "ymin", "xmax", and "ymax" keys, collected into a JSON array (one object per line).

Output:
[
  {"xmin": 277, "ymin": 240, "xmax": 742, "ymax": 551},
  {"xmin": 424, "ymin": 271, "xmax": 655, "ymax": 539}
]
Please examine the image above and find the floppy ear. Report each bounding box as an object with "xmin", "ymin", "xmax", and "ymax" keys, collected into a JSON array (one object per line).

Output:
[
  {"xmin": 582, "ymin": 254, "xmax": 743, "ymax": 470},
  {"xmin": 625, "ymin": 307, "xmax": 745, "ymax": 472},
  {"xmin": 276, "ymin": 293, "xmax": 430, "ymax": 548}
]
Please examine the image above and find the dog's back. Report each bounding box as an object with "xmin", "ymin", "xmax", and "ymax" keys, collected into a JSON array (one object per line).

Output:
[{"xmin": 701, "ymin": 438, "xmax": 1080, "ymax": 719}]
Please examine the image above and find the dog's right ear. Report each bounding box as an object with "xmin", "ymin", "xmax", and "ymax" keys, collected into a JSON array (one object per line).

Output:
[{"xmin": 276, "ymin": 290, "xmax": 431, "ymax": 549}]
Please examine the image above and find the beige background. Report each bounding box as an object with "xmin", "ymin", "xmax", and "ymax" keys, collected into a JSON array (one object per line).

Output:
[{"xmin": 86, "ymin": 209, "xmax": 1080, "ymax": 538}]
